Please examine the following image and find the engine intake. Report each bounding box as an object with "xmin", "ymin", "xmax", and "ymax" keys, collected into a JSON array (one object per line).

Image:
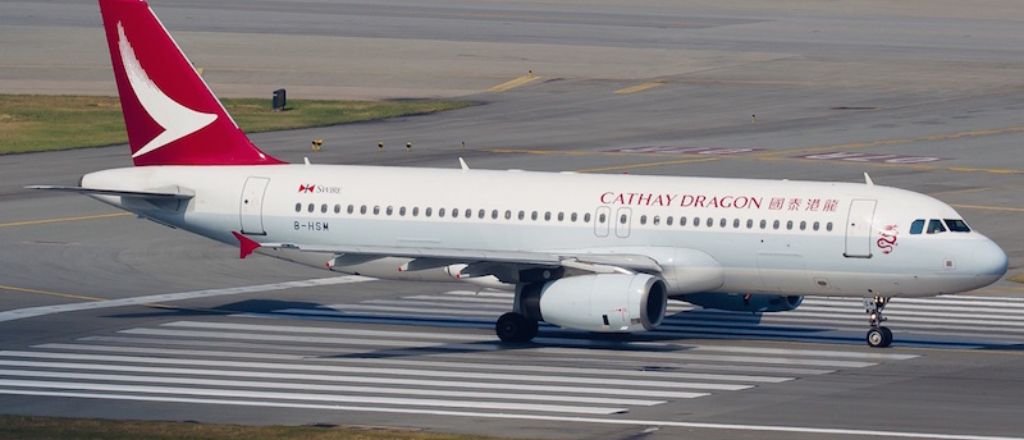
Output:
[
  {"xmin": 520, "ymin": 274, "xmax": 668, "ymax": 333},
  {"xmin": 679, "ymin": 292, "xmax": 803, "ymax": 313}
]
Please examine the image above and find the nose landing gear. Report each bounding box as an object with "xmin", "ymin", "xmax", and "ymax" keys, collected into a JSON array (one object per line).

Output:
[{"xmin": 864, "ymin": 295, "xmax": 893, "ymax": 348}]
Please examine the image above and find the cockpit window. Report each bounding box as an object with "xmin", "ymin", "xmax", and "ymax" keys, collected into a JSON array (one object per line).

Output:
[
  {"xmin": 944, "ymin": 219, "xmax": 971, "ymax": 233},
  {"xmin": 910, "ymin": 219, "xmax": 925, "ymax": 235},
  {"xmin": 926, "ymin": 219, "xmax": 947, "ymax": 234}
]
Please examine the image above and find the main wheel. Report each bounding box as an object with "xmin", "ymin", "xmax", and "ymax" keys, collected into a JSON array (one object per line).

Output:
[
  {"xmin": 866, "ymin": 327, "xmax": 893, "ymax": 348},
  {"xmin": 496, "ymin": 312, "xmax": 537, "ymax": 343}
]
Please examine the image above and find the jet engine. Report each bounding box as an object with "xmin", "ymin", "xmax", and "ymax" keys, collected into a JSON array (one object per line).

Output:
[
  {"xmin": 519, "ymin": 274, "xmax": 668, "ymax": 332},
  {"xmin": 679, "ymin": 292, "xmax": 803, "ymax": 313}
]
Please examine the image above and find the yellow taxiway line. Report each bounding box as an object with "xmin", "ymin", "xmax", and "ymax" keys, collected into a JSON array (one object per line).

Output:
[
  {"xmin": 487, "ymin": 73, "xmax": 542, "ymax": 93},
  {"xmin": 951, "ymin": 204, "xmax": 1024, "ymax": 213},
  {"xmin": 575, "ymin": 157, "xmax": 719, "ymax": 173},
  {"xmin": 614, "ymin": 81, "xmax": 665, "ymax": 95},
  {"xmin": 0, "ymin": 284, "xmax": 105, "ymax": 302},
  {"xmin": 0, "ymin": 212, "xmax": 131, "ymax": 229}
]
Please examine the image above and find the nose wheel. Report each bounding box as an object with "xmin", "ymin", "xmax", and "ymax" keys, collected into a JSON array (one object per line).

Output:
[{"xmin": 864, "ymin": 296, "xmax": 893, "ymax": 348}]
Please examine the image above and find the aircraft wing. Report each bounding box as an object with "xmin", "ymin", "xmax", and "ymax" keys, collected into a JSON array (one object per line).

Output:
[
  {"xmin": 27, "ymin": 185, "xmax": 195, "ymax": 200},
  {"xmin": 232, "ymin": 232, "xmax": 663, "ymax": 275}
]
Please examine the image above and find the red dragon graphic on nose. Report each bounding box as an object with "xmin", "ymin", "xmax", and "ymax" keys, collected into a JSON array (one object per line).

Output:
[{"xmin": 877, "ymin": 224, "xmax": 899, "ymax": 254}]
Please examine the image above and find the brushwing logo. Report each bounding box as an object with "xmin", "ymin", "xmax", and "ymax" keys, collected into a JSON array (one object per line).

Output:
[
  {"xmin": 117, "ymin": 21, "xmax": 217, "ymax": 158},
  {"xmin": 298, "ymin": 184, "xmax": 315, "ymax": 193}
]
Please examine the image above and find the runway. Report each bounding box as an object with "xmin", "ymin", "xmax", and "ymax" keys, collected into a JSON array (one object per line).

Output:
[{"xmin": 2, "ymin": 0, "xmax": 1024, "ymax": 439}]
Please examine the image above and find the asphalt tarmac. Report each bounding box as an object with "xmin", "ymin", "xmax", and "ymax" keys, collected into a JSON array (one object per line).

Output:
[{"xmin": 1, "ymin": 1, "xmax": 1023, "ymax": 439}]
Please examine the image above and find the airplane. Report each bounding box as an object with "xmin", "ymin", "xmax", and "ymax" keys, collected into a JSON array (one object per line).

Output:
[{"xmin": 31, "ymin": 0, "xmax": 1008, "ymax": 348}]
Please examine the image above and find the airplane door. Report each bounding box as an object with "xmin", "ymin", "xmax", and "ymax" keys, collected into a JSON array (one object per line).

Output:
[
  {"xmin": 615, "ymin": 207, "xmax": 632, "ymax": 238},
  {"xmin": 240, "ymin": 177, "xmax": 270, "ymax": 235},
  {"xmin": 594, "ymin": 206, "xmax": 611, "ymax": 237},
  {"xmin": 844, "ymin": 199, "xmax": 876, "ymax": 258}
]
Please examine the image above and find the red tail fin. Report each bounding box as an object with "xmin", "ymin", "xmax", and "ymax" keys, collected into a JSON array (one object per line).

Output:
[{"xmin": 98, "ymin": 0, "xmax": 284, "ymax": 166}]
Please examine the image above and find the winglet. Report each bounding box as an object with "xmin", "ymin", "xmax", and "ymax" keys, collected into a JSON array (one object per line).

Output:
[
  {"xmin": 231, "ymin": 231, "xmax": 261, "ymax": 259},
  {"xmin": 864, "ymin": 172, "xmax": 874, "ymax": 186}
]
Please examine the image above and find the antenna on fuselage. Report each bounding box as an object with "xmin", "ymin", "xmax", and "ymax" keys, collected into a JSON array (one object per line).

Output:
[
  {"xmin": 459, "ymin": 157, "xmax": 470, "ymax": 171},
  {"xmin": 864, "ymin": 172, "xmax": 874, "ymax": 186}
]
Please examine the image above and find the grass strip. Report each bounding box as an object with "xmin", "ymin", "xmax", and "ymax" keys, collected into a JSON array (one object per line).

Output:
[
  {"xmin": 0, "ymin": 415, "xmax": 522, "ymax": 440},
  {"xmin": 0, "ymin": 95, "xmax": 473, "ymax": 154}
]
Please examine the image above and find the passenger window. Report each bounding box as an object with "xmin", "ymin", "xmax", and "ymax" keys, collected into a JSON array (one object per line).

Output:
[
  {"xmin": 479, "ymin": 209, "xmax": 486, "ymax": 219},
  {"xmin": 640, "ymin": 215, "xmax": 647, "ymax": 225},
  {"xmin": 373, "ymin": 206, "xmax": 380, "ymax": 215},
  {"xmin": 653, "ymin": 215, "xmax": 660, "ymax": 226},
  {"xmin": 773, "ymin": 220, "xmax": 780, "ymax": 230},
  {"xmin": 598, "ymin": 213, "xmax": 606, "ymax": 223},
  {"xmin": 320, "ymin": 204, "xmax": 328, "ymax": 214},
  {"xmin": 786, "ymin": 220, "xmax": 793, "ymax": 230},
  {"xmin": 531, "ymin": 211, "xmax": 538, "ymax": 221},
  {"xmin": 584, "ymin": 213, "xmax": 591, "ymax": 223},
  {"xmin": 944, "ymin": 219, "xmax": 971, "ymax": 232},
  {"xmin": 927, "ymin": 219, "xmax": 946, "ymax": 234},
  {"xmin": 746, "ymin": 219, "xmax": 753, "ymax": 229},
  {"xmin": 465, "ymin": 209, "xmax": 472, "ymax": 218},
  {"xmin": 412, "ymin": 207, "xmax": 419, "ymax": 216},
  {"xmin": 492, "ymin": 209, "xmax": 499, "ymax": 219},
  {"xmin": 558, "ymin": 212, "xmax": 565, "ymax": 222},
  {"xmin": 347, "ymin": 204, "xmax": 354, "ymax": 214},
  {"xmin": 760, "ymin": 219, "xmax": 767, "ymax": 229},
  {"xmin": 693, "ymin": 217, "xmax": 700, "ymax": 227},
  {"xmin": 826, "ymin": 222, "xmax": 833, "ymax": 231},
  {"xmin": 719, "ymin": 218, "xmax": 726, "ymax": 228},
  {"xmin": 910, "ymin": 219, "xmax": 925, "ymax": 234},
  {"xmin": 399, "ymin": 207, "xmax": 406, "ymax": 216},
  {"xmin": 707, "ymin": 218, "xmax": 714, "ymax": 227},
  {"xmin": 680, "ymin": 216, "xmax": 687, "ymax": 226},
  {"xmin": 799, "ymin": 221, "xmax": 806, "ymax": 230},
  {"xmin": 620, "ymin": 214, "xmax": 628, "ymax": 224},
  {"xmin": 425, "ymin": 207, "xmax": 433, "ymax": 217},
  {"xmin": 813, "ymin": 221, "xmax": 820, "ymax": 231},
  {"xmin": 439, "ymin": 208, "xmax": 446, "ymax": 218},
  {"xmin": 294, "ymin": 203, "xmax": 301, "ymax": 213},
  {"xmin": 545, "ymin": 212, "xmax": 552, "ymax": 221},
  {"xmin": 666, "ymin": 216, "xmax": 673, "ymax": 226},
  {"xmin": 518, "ymin": 211, "xmax": 525, "ymax": 220},
  {"xmin": 360, "ymin": 205, "xmax": 367, "ymax": 215},
  {"xmin": 733, "ymin": 218, "xmax": 740, "ymax": 228},
  {"xmin": 386, "ymin": 206, "xmax": 393, "ymax": 216},
  {"xmin": 451, "ymin": 208, "xmax": 458, "ymax": 218},
  {"xmin": 334, "ymin": 204, "xmax": 341, "ymax": 214},
  {"xmin": 505, "ymin": 210, "xmax": 512, "ymax": 220},
  {"xmin": 307, "ymin": 203, "xmax": 315, "ymax": 213}
]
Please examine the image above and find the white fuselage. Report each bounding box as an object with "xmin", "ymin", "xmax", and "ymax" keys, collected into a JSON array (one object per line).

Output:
[{"xmin": 82, "ymin": 164, "xmax": 1007, "ymax": 298}]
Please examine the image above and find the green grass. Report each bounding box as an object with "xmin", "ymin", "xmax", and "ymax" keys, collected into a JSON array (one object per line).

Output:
[
  {"xmin": 0, "ymin": 95, "xmax": 473, "ymax": 154},
  {"xmin": 0, "ymin": 415, "xmax": 523, "ymax": 440}
]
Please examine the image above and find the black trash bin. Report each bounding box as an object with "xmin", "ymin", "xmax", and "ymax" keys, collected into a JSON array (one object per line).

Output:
[{"xmin": 272, "ymin": 88, "xmax": 286, "ymax": 111}]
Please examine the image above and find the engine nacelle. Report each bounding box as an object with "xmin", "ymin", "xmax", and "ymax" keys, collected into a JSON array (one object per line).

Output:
[
  {"xmin": 520, "ymin": 274, "xmax": 668, "ymax": 333},
  {"xmin": 679, "ymin": 292, "xmax": 803, "ymax": 313}
]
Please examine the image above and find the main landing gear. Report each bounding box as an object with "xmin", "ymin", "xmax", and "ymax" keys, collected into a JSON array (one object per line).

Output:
[
  {"xmin": 864, "ymin": 295, "xmax": 893, "ymax": 348},
  {"xmin": 496, "ymin": 312, "xmax": 538, "ymax": 343}
]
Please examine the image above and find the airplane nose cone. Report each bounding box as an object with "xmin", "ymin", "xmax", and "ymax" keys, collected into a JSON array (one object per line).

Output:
[{"xmin": 970, "ymin": 239, "xmax": 1008, "ymax": 283}]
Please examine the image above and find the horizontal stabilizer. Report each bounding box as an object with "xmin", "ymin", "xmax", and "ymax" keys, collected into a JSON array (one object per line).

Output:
[{"xmin": 27, "ymin": 185, "xmax": 194, "ymax": 200}]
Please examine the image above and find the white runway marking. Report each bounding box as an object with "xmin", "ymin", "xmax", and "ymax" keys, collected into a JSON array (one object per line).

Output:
[
  {"xmin": 0, "ymin": 351, "xmax": 749, "ymax": 391},
  {"xmin": 0, "ymin": 388, "xmax": 1018, "ymax": 440},
  {"xmin": 0, "ymin": 359, "xmax": 706, "ymax": 399},
  {"xmin": 0, "ymin": 379, "xmax": 626, "ymax": 415},
  {"xmin": 0, "ymin": 275, "xmax": 373, "ymax": 323},
  {"xmin": 36, "ymin": 343, "xmax": 793, "ymax": 384},
  {"xmin": 0, "ymin": 369, "xmax": 664, "ymax": 406}
]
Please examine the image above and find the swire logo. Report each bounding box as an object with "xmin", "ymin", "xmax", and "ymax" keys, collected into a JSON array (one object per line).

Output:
[{"xmin": 298, "ymin": 184, "xmax": 342, "ymax": 194}]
